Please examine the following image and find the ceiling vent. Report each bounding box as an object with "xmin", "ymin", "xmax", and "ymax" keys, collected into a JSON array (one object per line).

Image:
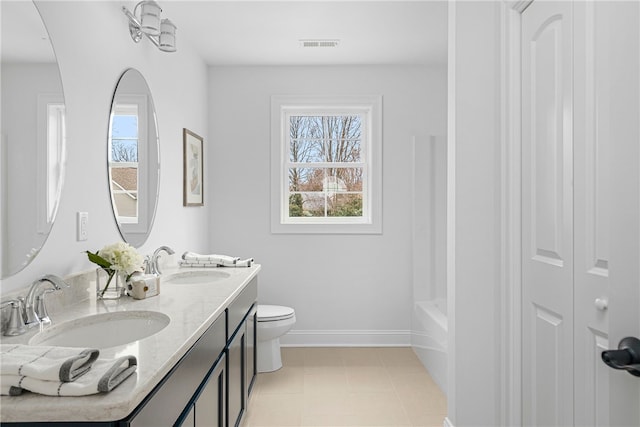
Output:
[{"xmin": 300, "ymin": 39, "xmax": 340, "ymax": 48}]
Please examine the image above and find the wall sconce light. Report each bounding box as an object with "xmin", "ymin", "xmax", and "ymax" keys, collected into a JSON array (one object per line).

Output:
[{"xmin": 122, "ymin": 1, "xmax": 177, "ymax": 52}]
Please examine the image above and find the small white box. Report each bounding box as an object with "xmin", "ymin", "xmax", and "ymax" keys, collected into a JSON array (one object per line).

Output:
[{"xmin": 127, "ymin": 274, "xmax": 160, "ymax": 300}]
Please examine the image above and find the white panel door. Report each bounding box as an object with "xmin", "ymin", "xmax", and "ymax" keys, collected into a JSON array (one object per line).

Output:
[
  {"xmin": 573, "ymin": 1, "xmax": 611, "ymax": 424},
  {"xmin": 605, "ymin": 1, "xmax": 640, "ymax": 426},
  {"xmin": 521, "ymin": 2, "xmax": 574, "ymax": 425},
  {"xmin": 522, "ymin": 1, "xmax": 640, "ymax": 426}
]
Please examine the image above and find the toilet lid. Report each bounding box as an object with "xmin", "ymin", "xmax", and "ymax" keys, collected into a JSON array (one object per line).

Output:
[{"xmin": 257, "ymin": 305, "xmax": 295, "ymax": 322}]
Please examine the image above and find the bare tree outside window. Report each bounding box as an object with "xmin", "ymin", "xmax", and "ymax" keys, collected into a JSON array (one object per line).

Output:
[
  {"xmin": 288, "ymin": 115, "xmax": 363, "ymax": 218},
  {"xmin": 111, "ymin": 139, "xmax": 138, "ymax": 162}
]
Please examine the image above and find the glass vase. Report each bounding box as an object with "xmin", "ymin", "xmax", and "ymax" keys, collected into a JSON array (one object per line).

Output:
[{"xmin": 96, "ymin": 268, "xmax": 125, "ymax": 300}]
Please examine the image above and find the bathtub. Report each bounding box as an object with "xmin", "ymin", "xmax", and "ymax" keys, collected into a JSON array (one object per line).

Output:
[{"xmin": 412, "ymin": 298, "xmax": 448, "ymax": 395}]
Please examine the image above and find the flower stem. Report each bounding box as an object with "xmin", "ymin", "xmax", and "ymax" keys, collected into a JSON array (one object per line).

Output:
[{"xmin": 100, "ymin": 270, "xmax": 115, "ymax": 297}]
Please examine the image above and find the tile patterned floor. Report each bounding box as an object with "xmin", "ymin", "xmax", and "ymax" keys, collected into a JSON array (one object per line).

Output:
[{"xmin": 242, "ymin": 347, "xmax": 447, "ymax": 427}]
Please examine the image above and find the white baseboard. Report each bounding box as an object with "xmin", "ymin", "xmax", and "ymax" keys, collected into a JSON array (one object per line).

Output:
[
  {"xmin": 279, "ymin": 329, "xmax": 411, "ymax": 347},
  {"xmin": 443, "ymin": 416, "xmax": 454, "ymax": 427}
]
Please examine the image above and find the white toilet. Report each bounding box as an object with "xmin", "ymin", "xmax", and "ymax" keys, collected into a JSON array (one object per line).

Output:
[{"xmin": 256, "ymin": 305, "xmax": 296, "ymax": 373}]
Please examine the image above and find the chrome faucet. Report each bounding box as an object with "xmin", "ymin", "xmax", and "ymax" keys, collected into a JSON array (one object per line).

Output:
[
  {"xmin": 148, "ymin": 246, "xmax": 175, "ymax": 275},
  {"xmin": 0, "ymin": 299, "xmax": 26, "ymax": 336},
  {"xmin": 24, "ymin": 274, "xmax": 69, "ymax": 328}
]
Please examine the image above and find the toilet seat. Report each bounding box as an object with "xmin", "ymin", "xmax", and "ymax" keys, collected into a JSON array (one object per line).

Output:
[{"xmin": 257, "ymin": 305, "xmax": 295, "ymax": 322}]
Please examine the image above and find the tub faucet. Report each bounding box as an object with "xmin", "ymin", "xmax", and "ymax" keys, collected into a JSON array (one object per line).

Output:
[
  {"xmin": 149, "ymin": 246, "xmax": 175, "ymax": 275},
  {"xmin": 24, "ymin": 275, "xmax": 69, "ymax": 328}
]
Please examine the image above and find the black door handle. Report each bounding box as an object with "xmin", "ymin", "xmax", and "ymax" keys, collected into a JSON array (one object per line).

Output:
[{"xmin": 602, "ymin": 337, "xmax": 640, "ymax": 377}]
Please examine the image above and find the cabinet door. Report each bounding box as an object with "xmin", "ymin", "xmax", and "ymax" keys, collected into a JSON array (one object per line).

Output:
[
  {"xmin": 245, "ymin": 306, "xmax": 257, "ymax": 397},
  {"xmin": 177, "ymin": 405, "xmax": 195, "ymax": 427},
  {"xmin": 128, "ymin": 315, "xmax": 226, "ymax": 427},
  {"xmin": 195, "ymin": 354, "xmax": 226, "ymax": 427},
  {"xmin": 227, "ymin": 324, "xmax": 246, "ymax": 427}
]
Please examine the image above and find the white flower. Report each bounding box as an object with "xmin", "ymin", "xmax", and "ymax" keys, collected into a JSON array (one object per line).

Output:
[{"xmin": 97, "ymin": 242, "xmax": 143, "ymax": 276}]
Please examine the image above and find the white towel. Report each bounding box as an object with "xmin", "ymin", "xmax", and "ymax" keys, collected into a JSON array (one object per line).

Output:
[
  {"xmin": 0, "ymin": 344, "xmax": 99, "ymax": 382},
  {"xmin": 181, "ymin": 251, "xmax": 239, "ymax": 265},
  {"xmin": 0, "ymin": 356, "xmax": 137, "ymax": 396},
  {"xmin": 179, "ymin": 258, "xmax": 253, "ymax": 268}
]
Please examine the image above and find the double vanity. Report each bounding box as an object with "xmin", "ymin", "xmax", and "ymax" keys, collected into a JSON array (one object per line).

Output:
[{"xmin": 0, "ymin": 265, "xmax": 260, "ymax": 427}]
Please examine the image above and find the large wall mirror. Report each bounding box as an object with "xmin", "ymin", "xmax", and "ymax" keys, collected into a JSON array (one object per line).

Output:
[
  {"xmin": 108, "ymin": 69, "xmax": 160, "ymax": 247},
  {"xmin": 1, "ymin": 1, "xmax": 66, "ymax": 278}
]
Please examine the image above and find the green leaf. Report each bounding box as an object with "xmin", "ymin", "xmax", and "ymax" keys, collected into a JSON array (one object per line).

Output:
[{"xmin": 85, "ymin": 250, "xmax": 112, "ymax": 269}]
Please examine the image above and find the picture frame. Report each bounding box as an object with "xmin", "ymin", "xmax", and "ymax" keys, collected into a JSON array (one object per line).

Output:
[{"xmin": 183, "ymin": 128, "xmax": 204, "ymax": 206}]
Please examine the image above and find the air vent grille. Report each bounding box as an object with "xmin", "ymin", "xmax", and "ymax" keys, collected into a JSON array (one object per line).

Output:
[{"xmin": 300, "ymin": 39, "xmax": 340, "ymax": 48}]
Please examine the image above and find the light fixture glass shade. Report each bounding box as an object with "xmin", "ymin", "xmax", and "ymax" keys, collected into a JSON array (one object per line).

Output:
[
  {"xmin": 159, "ymin": 19, "xmax": 177, "ymax": 52},
  {"xmin": 139, "ymin": 1, "xmax": 162, "ymax": 36}
]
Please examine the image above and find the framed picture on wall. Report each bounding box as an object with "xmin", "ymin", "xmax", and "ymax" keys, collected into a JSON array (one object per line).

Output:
[{"xmin": 183, "ymin": 128, "xmax": 204, "ymax": 206}]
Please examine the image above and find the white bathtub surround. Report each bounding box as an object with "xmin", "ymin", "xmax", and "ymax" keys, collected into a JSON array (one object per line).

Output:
[
  {"xmin": 411, "ymin": 135, "xmax": 448, "ymax": 396},
  {"xmin": 0, "ymin": 265, "xmax": 260, "ymax": 422},
  {"xmin": 412, "ymin": 300, "xmax": 448, "ymax": 394}
]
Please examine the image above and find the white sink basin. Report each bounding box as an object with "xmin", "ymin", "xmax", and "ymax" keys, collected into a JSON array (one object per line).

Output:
[
  {"xmin": 29, "ymin": 310, "xmax": 170, "ymax": 349},
  {"xmin": 165, "ymin": 270, "xmax": 231, "ymax": 285}
]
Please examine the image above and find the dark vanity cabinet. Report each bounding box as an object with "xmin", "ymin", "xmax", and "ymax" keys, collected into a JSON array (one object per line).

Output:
[
  {"xmin": 177, "ymin": 353, "xmax": 226, "ymax": 427},
  {"xmin": 194, "ymin": 355, "xmax": 226, "ymax": 426},
  {"xmin": 172, "ymin": 276, "xmax": 258, "ymax": 427},
  {"xmin": 226, "ymin": 278, "xmax": 258, "ymax": 427},
  {"xmin": 129, "ymin": 276, "xmax": 257, "ymax": 427},
  {"xmin": 127, "ymin": 314, "xmax": 227, "ymax": 427},
  {"xmin": 246, "ymin": 305, "xmax": 257, "ymax": 396}
]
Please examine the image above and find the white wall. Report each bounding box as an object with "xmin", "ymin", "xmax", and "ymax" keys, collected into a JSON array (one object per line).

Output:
[
  {"xmin": 0, "ymin": 1, "xmax": 209, "ymax": 294},
  {"xmin": 447, "ymin": 1, "xmax": 502, "ymax": 425},
  {"xmin": 208, "ymin": 65, "xmax": 446, "ymax": 344}
]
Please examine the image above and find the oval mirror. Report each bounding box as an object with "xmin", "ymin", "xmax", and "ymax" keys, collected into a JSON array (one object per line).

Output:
[
  {"xmin": 107, "ymin": 69, "xmax": 160, "ymax": 247},
  {"xmin": 1, "ymin": 1, "xmax": 66, "ymax": 278}
]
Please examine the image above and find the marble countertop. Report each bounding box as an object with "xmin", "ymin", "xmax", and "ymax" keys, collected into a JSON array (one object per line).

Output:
[{"xmin": 0, "ymin": 265, "xmax": 260, "ymax": 423}]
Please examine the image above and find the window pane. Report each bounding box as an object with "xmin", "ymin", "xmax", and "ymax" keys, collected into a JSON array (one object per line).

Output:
[
  {"xmin": 289, "ymin": 168, "xmax": 323, "ymax": 192},
  {"xmin": 111, "ymin": 139, "xmax": 138, "ymax": 162},
  {"xmin": 289, "ymin": 192, "xmax": 325, "ymax": 217},
  {"xmin": 289, "ymin": 115, "xmax": 362, "ymax": 163},
  {"xmin": 322, "ymin": 138, "xmax": 361, "ymax": 163},
  {"xmin": 289, "ymin": 116, "xmax": 317, "ymax": 139},
  {"xmin": 289, "ymin": 139, "xmax": 323, "ymax": 163},
  {"xmin": 111, "ymin": 113, "xmax": 139, "ymax": 162},
  {"xmin": 112, "ymin": 115, "xmax": 138, "ymax": 138},
  {"xmin": 327, "ymin": 193, "xmax": 363, "ymax": 217},
  {"xmin": 327, "ymin": 168, "xmax": 363, "ymax": 192},
  {"xmin": 111, "ymin": 166, "xmax": 139, "ymax": 221}
]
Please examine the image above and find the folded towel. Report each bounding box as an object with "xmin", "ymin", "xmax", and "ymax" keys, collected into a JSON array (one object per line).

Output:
[
  {"xmin": 181, "ymin": 251, "xmax": 239, "ymax": 265},
  {"xmin": 0, "ymin": 344, "xmax": 99, "ymax": 382},
  {"xmin": 1, "ymin": 355, "xmax": 137, "ymax": 396},
  {"xmin": 0, "ymin": 384, "xmax": 23, "ymax": 396},
  {"xmin": 179, "ymin": 258, "xmax": 253, "ymax": 268}
]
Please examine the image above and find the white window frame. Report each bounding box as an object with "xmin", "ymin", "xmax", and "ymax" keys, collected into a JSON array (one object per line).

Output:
[
  {"xmin": 108, "ymin": 94, "xmax": 148, "ymax": 231},
  {"xmin": 36, "ymin": 94, "xmax": 65, "ymax": 234},
  {"xmin": 271, "ymin": 95, "xmax": 382, "ymax": 234}
]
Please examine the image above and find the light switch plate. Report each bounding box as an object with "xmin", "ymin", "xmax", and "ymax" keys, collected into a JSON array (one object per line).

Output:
[{"xmin": 77, "ymin": 212, "xmax": 88, "ymax": 241}]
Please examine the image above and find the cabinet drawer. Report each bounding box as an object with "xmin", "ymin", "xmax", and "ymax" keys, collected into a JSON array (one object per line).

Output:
[
  {"xmin": 127, "ymin": 314, "xmax": 226, "ymax": 426},
  {"xmin": 227, "ymin": 277, "xmax": 257, "ymax": 340}
]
